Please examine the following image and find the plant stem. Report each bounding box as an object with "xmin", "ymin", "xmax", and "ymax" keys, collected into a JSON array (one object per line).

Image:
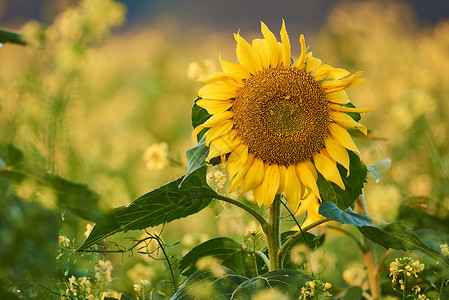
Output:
[
  {"xmin": 266, "ymin": 195, "xmax": 282, "ymax": 270},
  {"xmin": 356, "ymin": 192, "xmax": 381, "ymax": 300}
]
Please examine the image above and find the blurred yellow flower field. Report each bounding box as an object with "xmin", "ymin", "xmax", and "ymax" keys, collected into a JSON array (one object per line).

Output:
[{"xmin": 1, "ymin": 0, "xmax": 449, "ymax": 299}]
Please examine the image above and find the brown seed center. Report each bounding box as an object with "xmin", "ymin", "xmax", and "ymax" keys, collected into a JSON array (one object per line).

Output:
[{"xmin": 232, "ymin": 66, "xmax": 330, "ymax": 165}]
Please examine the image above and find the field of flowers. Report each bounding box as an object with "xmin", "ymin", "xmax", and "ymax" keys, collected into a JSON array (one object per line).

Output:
[{"xmin": 1, "ymin": 0, "xmax": 449, "ymax": 299}]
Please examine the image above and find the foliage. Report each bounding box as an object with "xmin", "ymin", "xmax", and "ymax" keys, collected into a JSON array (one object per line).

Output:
[{"xmin": 1, "ymin": 0, "xmax": 449, "ymax": 299}]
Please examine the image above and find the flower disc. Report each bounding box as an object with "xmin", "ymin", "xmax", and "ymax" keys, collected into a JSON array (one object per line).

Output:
[{"xmin": 232, "ymin": 66, "xmax": 330, "ymax": 166}]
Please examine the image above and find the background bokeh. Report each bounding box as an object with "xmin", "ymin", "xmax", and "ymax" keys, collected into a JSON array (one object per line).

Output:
[{"xmin": 1, "ymin": 0, "xmax": 449, "ymax": 299}]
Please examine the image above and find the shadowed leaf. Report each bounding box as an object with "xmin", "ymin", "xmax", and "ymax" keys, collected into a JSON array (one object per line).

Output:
[{"xmin": 79, "ymin": 167, "xmax": 216, "ymax": 250}]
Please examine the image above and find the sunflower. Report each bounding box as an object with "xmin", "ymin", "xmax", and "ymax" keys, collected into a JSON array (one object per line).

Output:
[{"xmin": 194, "ymin": 21, "xmax": 370, "ymax": 210}]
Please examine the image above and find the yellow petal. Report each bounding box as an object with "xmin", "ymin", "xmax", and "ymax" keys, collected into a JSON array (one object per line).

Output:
[
  {"xmin": 328, "ymin": 123, "xmax": 361, "ymax": 157},
  {"xmin": 295, "ymin": 34, "xmax": 306, "ymax": 69},
  {"xmin": 325, "ymin": 137, "xmax": 350, "ymax": 174},
  {"xmin": 280, "ymin": 20, "xmax": 291, "ymax": 67},
  {"xmin": 234, "ymin": 32, "xmax": 262, "ymax": 74},
  {"xmin": 296, "ymin": 161, "xmax": 320, "ymax": 200},
  {"xmin": 260, "ymin": 21, "xmax": 281, "ymax": 67},
  {"xmin": 206, "ymin": 130, "xmax": 239, "ymax": 160},
  {"xmin": 252, "ymin": 39, "xmax": 270, "ymax": 69},
  {"xmin": 229, "ymin": 153, "xmax": 254, "ymax": 193},
  {"xmin": 200, "ymin": 72, "xmax": 242, "ymax": 86},
  {"xmin": 220, "ymin": 59, "xmax": 251, "ymax": 80},
  {"xmin": 313, "ymin": 151, "xmax": 345, "ymax": 190},
  {"xmin": 198, "ymin": 82, "xmax": 237, "ymax": 100},
  {"xmin": 253, "ymin": 164, "xmax": 280, "ymax": 208},
  {"xmin": 326, "ymin": 91, "xmax": 350, "ymax": 104},
  {"xmin": 313, "ymin": 64, "xmax": 333, "ymax": 81},
  {"xmin": 277, "ymin": 164, "xmax": 287, "ymax": 194},
  {"xmin": 329, "ymin": 103, "xmax": 372, "ymax": 113},
  {"xmin": 285, "ymin": 165, "xmax": 303, "ymax": 211},
  {"xmin": 330, "ymin": 111, "xmax": 368, "ymax": 135},
  {"xmin": 193, "ymin": 111, "xmax": 234, "ymax": 138},
  {"xmin": 227, "ymin": 144, "xmax": 249, "ymax": 180},
  {"xmin": 205, "ymin": 120, "xmax": 234, "ymax": 146},
  {"xmin": 306, "ymin": 54, "xmax": 322, "ymax": 73},
  {"xmin": 241, "ymin": 157, "xmax": 265, "ymax": 194},
  {"xmin": 321, "ymin": 71, "xmax": 364, "ymax": 93},
  {"xmin": 329, "ymin": 67, "xmax": 351, "ymax": 80},
  {"xmin": 196, "ymin": 99, "xmax": 234, "ymax": 114}
]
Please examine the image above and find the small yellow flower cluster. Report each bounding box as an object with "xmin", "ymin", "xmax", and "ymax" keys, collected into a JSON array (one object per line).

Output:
[
  {"xmin": 66, "ymin": 275, "xmax": 94, "ymax": 299},
  {"xmin": 440, "ymin": 243, "xmax": 449, "ymax": 256},
  {"xmin": 133, "ymin": 279, "xmax": 151, "ymax": 297},
  {"xmin": 299, "ymin": 280, "xmax": 332, "ymax": 299},
  {"xmin": 95, "ymin": 259, "xmax": 114, "ymax": 283},
  {"xmin": 84, "ymin": 223, "xmax": 94, "ymax": 238},
  {"xmin": 143, "ymin": 142, "xmax": 169, "ymax": 170},
  {"xmin": 207, "ymin": 170, "xmax": 226, "ymax": 189},
  {"xmin": 58, "ymin": 235, "xmax": 71, "ymax": 248},
  {"xmin": 389, "ymin": 257, "xmax": 425, "ymax": 286}
]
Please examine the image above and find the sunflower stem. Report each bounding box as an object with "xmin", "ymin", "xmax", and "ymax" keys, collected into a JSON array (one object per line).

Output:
[{"xmin": 266, "ymin": 195, "xmax": 282, "ymax": 270}]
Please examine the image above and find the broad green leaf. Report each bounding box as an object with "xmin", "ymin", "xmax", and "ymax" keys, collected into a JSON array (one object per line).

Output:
[
  {"xmin": 318, "ymin": 202, "xmax": 374, "ymax": 227},
  {"xmin": 367, "ymin": 158, "xmax": 391, "ymax": 182},
  {"xmin": 335, "ymin": 286, "xmax": 363, "ymax": 300},
  {"xmin": 316, "ymin": 151, "xmax": 367, "ymax": 209},
  {"xmin": 173, "ymin": 269, "xmax": 312, "ymax": 300},
  {"xmin": 179, "ymin": 136, "xmax": 208, "ymax": 187},
  {"xmin": 191, "ymin": 97, "xmax": 211, "ymax": 142},
  {"xmin": 78, "ymin": 167, "xmax": 217, "ymax": 250},
  {"xmin": 358, "ymin": 221, "xmax": 449, "ymax": 270},
  {"xmin": 179, "ymin": 237, "xmax": 260, "ymax": 277},
  {"xmin": 171, "ymin": 268, "xmax": 247, "ymax": 300},
  {"xmin": 231, "ymin": 269, "xmax": 313, "ymax": 299}
]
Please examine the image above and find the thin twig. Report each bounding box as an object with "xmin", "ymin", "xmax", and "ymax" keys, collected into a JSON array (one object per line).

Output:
[{"xmin": 0, "ymin": 29, "xmax": 27, "ymax": 46}]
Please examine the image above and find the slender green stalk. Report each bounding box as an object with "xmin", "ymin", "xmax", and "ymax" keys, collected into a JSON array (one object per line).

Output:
[
  {"xmin": 278, "ymin": 218, "xmax": 330, "ymax": 265},
  {"xmin": 266, "ymin": 195, "xmax": 282, "ymax": 270},
  {"xmin": 0, "ymin": 29, "xmax": 26, "ymax": 46}
]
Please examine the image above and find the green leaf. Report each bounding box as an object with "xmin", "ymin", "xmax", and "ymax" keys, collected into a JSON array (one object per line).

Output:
[
  {"xmin": 231, "ymin": 269, "xmax": 313, "ymax": 299},
  {"xmin": 0, "ymin": 144, "xmax": 24, "ymax": 167},
  {"xmin": 191, "ymin": 97, "xmax": 211, "ymax": 142},
  {"xmin": 179, "ymin": 237, "xmax": 258, "ymax": 277},
  {"xmin": 316, "ymin": 151, "xmax": 367, "ymax": 209},
  {"xmin": 78, "ymin": 167, "xmax": 217, "ymax": 250},
  {"xmin": 318, "ymin": 202, "xmax": 374, "ymax": 227},
  {"xmin": 171, "ymin": 268, "xmax": 247, "ymax": 300},
  {"xmin": 342, "ymin": 102, "xmax": 361, "ymax": 122},
  {"xmin": 1, "ymin": 169, "xmax": 106, "ymax": 224},
  {"xmin": 179, "ymin": 136, "xmax": 208, "ymax": 187},
  {"xmin": 172, "ymin": 268, "xmax": 312, "ymax": 300},
  {"xmin": 0, "ymin": 29, "xmax": 26, "ymax": 46},
  {"xmin": 358, "ymin": 221, "xmax": 449, "ymax": 270},
  {"xmin": 367, "ymin": 158, "xmax": 391, "ymax": 182},
  {"xmin": 334, "ymin": 286, "xmax": 363, "ymax": 300}
]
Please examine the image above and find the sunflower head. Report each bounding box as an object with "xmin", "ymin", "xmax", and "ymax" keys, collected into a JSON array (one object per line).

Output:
[{"xmin": 194, "ymin": 21, "xmax": 370, "ymax": 210}]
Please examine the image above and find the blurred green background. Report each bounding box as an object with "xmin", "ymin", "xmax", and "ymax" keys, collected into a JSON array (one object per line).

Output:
[{"xmin": 1, "ymin": 0, "xmax": 449, "ymax": 299}]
